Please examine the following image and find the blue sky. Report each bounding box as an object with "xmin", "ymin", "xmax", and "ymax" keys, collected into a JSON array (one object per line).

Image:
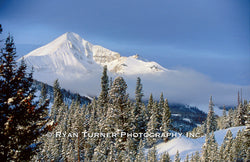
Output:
[{"xmin": 0, "ymin": 0, "xmax": 249, "ymax": 85}]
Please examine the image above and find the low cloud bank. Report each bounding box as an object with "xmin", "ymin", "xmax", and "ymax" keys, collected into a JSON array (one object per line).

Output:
[{"xmin": 34, "ymin": 67, "xmax": 250, "ymax": 110}]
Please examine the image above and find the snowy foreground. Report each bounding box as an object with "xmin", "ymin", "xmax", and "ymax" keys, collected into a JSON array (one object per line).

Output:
[{"xmin": 155, "ymin": 126, "xmax": 245, "ymax": 161}]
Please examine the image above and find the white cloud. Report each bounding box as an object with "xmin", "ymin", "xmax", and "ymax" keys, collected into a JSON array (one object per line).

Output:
[{"xmin": 34, "ymin": 67, "xmax": 250, "ymax": 109}]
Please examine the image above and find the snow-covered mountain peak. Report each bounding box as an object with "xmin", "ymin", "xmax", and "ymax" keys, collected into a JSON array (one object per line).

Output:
[
  {"xmin": 55, "ymin": 32, "xmax": 89, "ymax": 46},
  {"xmin": 20, "ymin": 32, "xmax": 103, "ymax": 79},
  {"xmin": 21, "ymin": 32, "xmax": 167, "ymax": 76},
  {"xmin": 64, "ymin": 32, "xmax": 82, "ymax": 41}
]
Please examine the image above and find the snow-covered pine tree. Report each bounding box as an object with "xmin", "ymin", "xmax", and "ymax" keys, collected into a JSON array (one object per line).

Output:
[
  {"xmin": 56, "ymin": 103, "xmax": 68, "ymax": 125},
  {"xmin": 231, "ymin": 130, "xmax": 243, "ymax": 161},
  {"xmin": 227, "ymin": 108, "xmax": 234, "ymax": 128},
  {"xmin": 39, "ymin": 82, "xmax": 48, "ymax": 105},
  {"xmin": 243, "ymin": 101, "xmax": 250, "ymax": 161},
  {"xmin": 160, "ymin": 152, "xmax": 171, "ymax": 162},
  {"xmin": 174, "ymin": 150, "xmax": 181, "ymax": 162},
  {"xmin": 222, "ymin": 105, "xmax": 227, "ymax": 129},
  {"xmin": 51, "ymin": 79, "xmax": 63, "ymax": 121},
  {"xmin": 126, "ymin": 136, "xmax": 137, "ymax": 161},
  {"xmin": 184, "ymin": 154, "xmax": 189, "ymax": 162},
  {"xmin": 107, "ymin": 143, "xmax": 117, "ymax": 162},
  {"xmin": 61, "ymin": 134, "xmax": 70, "ymax": 161},
  {"xmin": 193, "ymin": 151, "xmax": 200, "ymax": 162},
  {"xmin": 147, "ymin": 145, "xmax": 157, "ymax": 162},
  {"xmin": 135, "ymin": 77, "xmax": 143, "ymax": 105},
  {"xmin": 217, "ymin": 105, "xmax": 227, "ymax": 130},
  {"xmin": 221, "ymin": 130, "xmax": 233, "ymax": 161},
  {"xmin": 109, "ymin": 77, "xmax": 113, "ymax": 89},
  {"xmin": 51, "ymin": 108, "xmax": 67, "ymax": 161},
  {"xmin": 118, "ymin": 149, "xmax": 128, "ymax": 162},
  {"xmin": 160, "ymin": 98, "xmax": 171, "ymax": 142},
  {"xmin": 98, "ymin": 65, "xmax": 109, "ymax": 116},
  {"xmin": 218, "ymin": 142, "xmax": 224, "ymax": 161},
  {"xmin": 0, "ymin": 35, "xmax": 50, "ymax": 161},
  {"xmin": 133, "ymin": 77, "xmax": 146, "ymax": 132},
  {"xmin": 84, "ymin": 101, "xmax": 100, "ymax": 161},
  {"xmin": 132, "ymin": 77, "xmax": 148, "ymax": 148},
  {"xmin": 76, "ymin": 105, "xmax": 86, "ymax": 161},
  {"xmin": 201, "ymin": 134, "xmax": 210, "ymax": 162},
  {"xmin": 146, "ymin": 102, "xmax": 159, "ymax": 147},
  {"xmin": 53, "ymin": 79, "xmax": 63, "ymax": 106},
  {"xmin": 206, "ymin": 96, "xmax": 217, "ymax": 134},
  {"xmin": 147, "ymin": 93, "xmax": 154, "ymax": 120},
  {"xmin": 103, "ymin": 77, "xmax": 130, "ymax": 157},
  {"xmin": 135, "ymin": 139, "xmax": 145, "ymax": 162},
  {"xmin": 208, "ymin": 131, "xmax": 218, "ymax": 161},
  {"xmin": 157, "ymin": 93, "xmax": 164, "ymax": 130},
  {"xmin": 92, "ymin": 143, "xmax": 107, "ymax": 162},
  {"xmin": 235, "ymin": 103, "xmax": 247, "ymax": 126},
  {"xmin": 190, "ymin": 153, "xmax": 194, "ymax": 162}
]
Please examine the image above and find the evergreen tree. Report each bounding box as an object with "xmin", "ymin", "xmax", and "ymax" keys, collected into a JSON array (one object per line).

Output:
[
  {"xmin": 158, "ymin": 92, "xmax": 164, "ymax": 129},
  {"xmin": 107, "ymin": 143, "xmax": 117, "ymax": 162},
  {"xmin": 160, "ymin": 98, "xmax": 171, "ymax": 142},
  {"xmin": 0, "ymin": 35, "xmax": 50, "ymax": 161},
  {"xmin": 193, "ymin": 151, "xmax": 200, "ymax": 162},
  {"xmin": 51, "ymin": 79, "xmax": 63, "ymax": 121},
  {"xmin": 76, "ymin": 105, "xmax": 86, "ymax": 161},
  {"xmin": 160, "ymin": 152, "xmax": 170, "ymax": 162},
  {"xmin": 102, "ymin": 77, "xmax": 130, "ymax": 156},
  {"xmin": 147, "ymin": 93, "xmax": 154, "ymax": 119},
  {"xmin": 135, "ymin": 139, "xmax": 146, "ymax": 162},
  {"xmin": 118, "ymin": 150, "xmax": 128, "ymax": 162},
  {"xmin": 206, "ymin": 96, "xmax": 217, "ymax": 134},
  {"xmin": 146, "ymin": 102, "xmax": 158, "ymax": 147},
  {"xmin": 209, "ymin": 132, "xmax": 218, "ymax": 161},
  {"xmin": 227, "ymin": 108, "xmax": 234, "ymax": 127},
  {"xmin": 135, "ymin": 77, "xmax": 144, "ymax": 104},
  {"xmin": 174, "ymin": 150, "xmax": 181, "ymax": 162},
  {"xmin": 201, "ymin": 134, "xmax": 210, "ymax": 162},
  {"xmin": 220, "ymin": 130, "xmax": 233, "ymax": 161},
  {"xmin": 39, "ymin": 83, "xmax": 48, "ymax": 105},
  {"xmin": 220, "ymin": 105, "xmax": 227, "ymax": 129},
  {"xmin": 202, "ymin": 132, "xmax": 218, "ymax": 161},
  {"xmin": 53, "ymin": 79, "xmax": 63, "ymax": 106},
  {"xmin": 243, "ymin": 101, "xmax": 250, "ymax": 161},
  {"xmin": 98, "ymin": 65, "xmax": 109, "ymax": 115},
  {"xmin": 235, "ymin": 103, "xmax": 247, "ymax": 126},
  {"xmin": 147, "ymin": 145, "xmax": 157, "ymax": 162},
  {"xmin": 184, "ymin": 154, "xmax": 189, "ymax": 162},
  {"xmin": 93, "ymin": 145, "xmax": 107, "ymax": 162},
  {"xmin": 109, "ymin": 77, "xmax": 113, "ymax": 89},
  {"xmin": 133, "ymin": 77, "xmax": 146, "ymax": 132},
  {"xmin": 231, "ymin": 130, "xmax": 243, "ymax": 161},
  {"xmin": 123, "ymin": 136, "xmax": 136, "ymax": 161},
  {"xmin": 190, "ymin": 153, "xmax": 194, "ymax": 162}
]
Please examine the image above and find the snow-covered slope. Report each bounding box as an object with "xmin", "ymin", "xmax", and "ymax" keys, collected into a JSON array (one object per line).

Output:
[
  {"xmin": 155, "ymin": 126, "xmax": 245, "ymax": 161},
  {"xmin": 107, "ymin": 54, "xmax": 166, "ymax": 74}
]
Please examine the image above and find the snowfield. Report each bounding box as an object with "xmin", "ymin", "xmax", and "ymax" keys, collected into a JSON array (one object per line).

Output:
[{"xmin": 156, "ymin": 126, "xmax": 246, "ymax": 161}]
